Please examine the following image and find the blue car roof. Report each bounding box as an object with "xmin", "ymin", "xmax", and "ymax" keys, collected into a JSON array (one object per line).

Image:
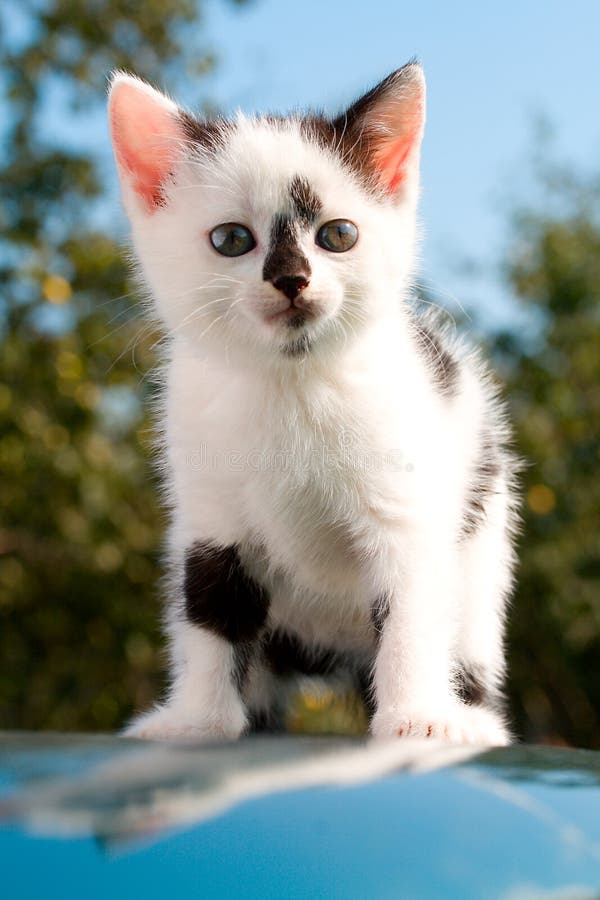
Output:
[{"xmin": 2, "ymin": 732, "xmax": 600, "ymax": 899}]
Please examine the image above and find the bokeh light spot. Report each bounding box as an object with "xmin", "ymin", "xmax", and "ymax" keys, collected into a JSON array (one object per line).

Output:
[
  {"xmin": 43, "ymin": 424, "xmax": 69, "ymax": 451},
  {"xmin": 126, "ymin": 633, "xmax": 154, "ymax": 668},
  {"xmin": 56, "ymin": 350, "xmax": 83, "ymax": 381},
  {"xmin": 527, "ymin": 483, "xmax": 556, "ymax": 515},
  {"xmin": 75, "ymin": 382, "xmax": 100, "ymax": 409},
  {"xmin": 95, "ymin": 542, "xmax": 123, "ymax": 572},
  {"xmin": 43, "ymin": 274, "xmax": 72, "ymax": 304}
]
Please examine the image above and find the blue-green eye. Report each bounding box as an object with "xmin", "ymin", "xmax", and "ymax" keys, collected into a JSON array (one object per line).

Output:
[
  {"xmin": 316, "ymin": 219, "xmax": 358, "ymax": 253},
  {"xmin": 209, "ymin": 223, "xmax": 255, "ymax": 257}
]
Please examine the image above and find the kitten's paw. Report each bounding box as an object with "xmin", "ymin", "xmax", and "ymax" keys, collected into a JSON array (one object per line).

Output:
[
  {"xmin": 371, "ymin": 702, "xmax": 510, "ymax": 746},
  {"xmin": 123, "ymin": 705, "xmax": 246, "ymax": 743}
]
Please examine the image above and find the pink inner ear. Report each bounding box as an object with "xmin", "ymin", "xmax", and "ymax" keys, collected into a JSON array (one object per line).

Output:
[
  {"xmin": 109, "ymin": 78, "xmax": 181, "ymax": 213},
  {"xmin": 370, "ymin": 96, "xmax": 425, "ymax": 195}
]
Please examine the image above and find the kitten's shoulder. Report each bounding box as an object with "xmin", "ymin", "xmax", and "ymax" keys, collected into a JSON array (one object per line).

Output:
[{"xmin": 408, "ymin": 300, "xmax": 513, "ymax": 442}]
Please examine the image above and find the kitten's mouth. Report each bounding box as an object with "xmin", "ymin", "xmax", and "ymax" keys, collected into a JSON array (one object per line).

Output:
[
  {"xmin": 279, "ymin": 313, "xmax": 311, "ymax": 356},
  {"xmin": 266, "ymin": 306, "xmax": 310, "ymax": 329},
  {"xmin": 287, "ymin": 312, "xmax": 306, "ymax": 330},
  {"xmin": 263, "ymin": 303, "xmax": 314, "ymax": 356}
]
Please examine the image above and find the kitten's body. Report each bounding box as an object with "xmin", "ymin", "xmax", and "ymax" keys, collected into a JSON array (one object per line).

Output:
[{"xmin": 109, "ymin": 65, "xmax": 518, "ymax": 744}]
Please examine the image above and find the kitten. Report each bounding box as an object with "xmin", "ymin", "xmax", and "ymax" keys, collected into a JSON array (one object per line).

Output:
[{"xmin": 108, "ymin": 62, "xmax": 518, "ymax": 744}]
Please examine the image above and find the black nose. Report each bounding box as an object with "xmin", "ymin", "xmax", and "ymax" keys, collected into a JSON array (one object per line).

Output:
[{"xmin": 273, "ymin": 275, "xmax": 309, "ymax": 301}]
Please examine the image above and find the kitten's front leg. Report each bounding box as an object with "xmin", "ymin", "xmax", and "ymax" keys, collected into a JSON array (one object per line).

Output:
[
  {"xmin": 370, "ymin": 543, "xmax": 510, "ymax": 746},
  {"xmin": 124, "ymin": 543, "xmax": 269, "ymax": 742}
]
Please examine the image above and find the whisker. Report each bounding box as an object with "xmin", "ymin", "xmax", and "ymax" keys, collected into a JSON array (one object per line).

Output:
[
  {"xmin": 104, "ymin": 320, "xmax": 157, "ymax": 376},
  {"xmin": 96, "ymin": 288, "xmax": 145, "ymax": 309}
]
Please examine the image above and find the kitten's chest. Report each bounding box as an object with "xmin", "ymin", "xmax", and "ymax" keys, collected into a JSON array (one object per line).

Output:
[
  {"xmin": 240, "ymin": 376, "xmax": 409, "ymax": 594},
  {"xmin": 169, "ymin": 354, "xmax": 418, "ymax": 593},
  {"xmin": 248, "ymin": 376, "xmax": 373, "ymax": 498}
]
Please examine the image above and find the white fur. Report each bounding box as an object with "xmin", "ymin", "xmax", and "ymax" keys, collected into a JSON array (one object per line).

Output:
[{"xmin": 110, "ymin": 70, "xmax": 518, "ymax": 746}]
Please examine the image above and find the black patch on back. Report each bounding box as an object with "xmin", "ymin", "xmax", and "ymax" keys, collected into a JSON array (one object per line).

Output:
[
  {"xmin": 460, "ymin": 435, "xmax": 502, "ymax": 539},
  {"xmin": 263, "ymin": 629, "xmax": 339, "ymax": 677},
  {"xmin": 371, "ymin": 594, "xmax": 390, "ymax": 640},
  {"xmin": 262, "ymin": 213, "xmax": 311, "ymax": 285},
  {"xmin": 413, "ymin": 322, "xmax": 459, "ymax": 398},
  {"xmin": 289, "ymin": 175, "xmax": 322, "ymax": 224},
  {"xmin": 184, "ymin": 542, "xmax": 269, "ymax": 644}
]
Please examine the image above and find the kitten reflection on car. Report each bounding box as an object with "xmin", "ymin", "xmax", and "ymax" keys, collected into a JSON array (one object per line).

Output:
[{"xmin": 109, "ymin": 61, "xmax": 519, "ymax": 745}]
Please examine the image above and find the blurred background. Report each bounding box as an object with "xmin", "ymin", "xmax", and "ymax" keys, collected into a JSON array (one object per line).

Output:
[{"xmin": 1, "ymin": 0, "xmax": 599, "ymax": 747}]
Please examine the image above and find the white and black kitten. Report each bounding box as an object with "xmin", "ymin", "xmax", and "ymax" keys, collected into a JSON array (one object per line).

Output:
[{"xmin": 108, "ymin": 62, "xmax": 518, "ymax": 744}]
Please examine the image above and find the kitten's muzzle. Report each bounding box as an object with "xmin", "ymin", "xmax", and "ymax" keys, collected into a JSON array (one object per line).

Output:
[
  {"xmin": 272, "ymin": 274, "xmax": 309, "ymax": 302},
  {"xmin": 264, "ymin": 275, "xmax": 317, "ymax": 326}
]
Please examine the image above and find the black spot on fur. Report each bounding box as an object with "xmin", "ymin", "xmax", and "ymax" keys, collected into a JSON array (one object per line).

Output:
[
  {"xmin": 302, "ymin": 62, "xmax": 422, "ymax": 198},
  {"xmin": 248, "ymin": 707, "xmax": 285, "ymax": 733},
  {"xmin": 140, "ymin": 113, "xmax": 226, "ymax": 209},
  {"xmin": 232, "ymin": 641, "xmax": 256, "ymax": 692},
  {"xmin": 263, "ymin": 629, "xmax": 339, "ymax": 677},
  {"xmin": 184, "ymin": 543, "xmax": 269, "ymax": 644},
  {"xmin": 301, "ymin": 114, "xmax": 374, "ymax": 193},
  {"xmin": 460, "ymin": 435, "xmax": 502, "ymax": 539},
  {"xmin": 300, "ymin": 115, "xmax": 338, "ymax": 153},
  {"xmin": 456, "ymin": 664, "xmax": 503, "ymax": 713},
  {"xmin": 289, "ymin": 175, "xmax": 322, "ymax": 224},
  {"xmin": 261, "ymin": 178, "xmax": 318, "ymax": 296},
  {"xmin": 263, "ymin": 214, "xmax": 311, "ymax": 286},
  {"xmin": 413, "ymin": 322, "xmax": 459, "ymax": 398},
  {"xmin": 357, "ymin": 665, "xmax": 376, "ymax": 721},
  {"xmin": 371, "ymin": 594, "xmax": 390, "ymax": 640},
  {"xmin": 287, "ymin": 312, "xmax": 306, "ymax": 330},
  {"xmin": 179, "ymin": 111, "xmax": 228, "ymax": 152},
  {"xmin": 281, "ymin": 333, "xmax": 312, "ymax": 357}
]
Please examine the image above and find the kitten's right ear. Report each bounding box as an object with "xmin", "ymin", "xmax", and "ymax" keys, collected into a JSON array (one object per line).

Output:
[
  {"xmin": 334, "ymin": 62, "xmax": 426, "ymax": 199},
  {"xmin": 108, "ymin": 73, "xmax": 183, "ymax": 213}
]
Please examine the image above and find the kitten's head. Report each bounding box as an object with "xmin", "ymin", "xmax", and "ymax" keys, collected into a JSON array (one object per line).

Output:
[{"xmin": 108, "ymin": 63, "xmax": 425, "ymax": 360}]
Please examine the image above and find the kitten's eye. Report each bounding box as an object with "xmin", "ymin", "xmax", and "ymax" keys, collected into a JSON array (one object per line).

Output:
[
  {"xmin": 209, "ymin": 223, "xmax": 256, "ymax": 257},
  {"xmin": 316, "ymin": 219, "xmax": 358, "ymax": 253}
]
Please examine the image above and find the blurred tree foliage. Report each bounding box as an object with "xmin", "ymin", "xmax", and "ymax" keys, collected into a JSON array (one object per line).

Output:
[
  {"xmin": 496, "ymin": 164, "xmax": 600, "ymax": 748},
  {"xmin": 0, "ymin": 0, "xmax": 245, "ymax": 730}
]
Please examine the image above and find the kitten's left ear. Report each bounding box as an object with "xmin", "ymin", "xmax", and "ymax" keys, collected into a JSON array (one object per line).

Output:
[
  {"xmin": 335, "ymin": 62, "xmax": 425, "ymax": 198},
  {"xmin": 108, "ymin": 72, "xmax": 183, "ymax": 213}
]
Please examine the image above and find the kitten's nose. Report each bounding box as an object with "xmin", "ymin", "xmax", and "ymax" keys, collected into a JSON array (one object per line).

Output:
[{"xmin": 272, "ymin": 274, "xmax": 309, "ymax": 302}]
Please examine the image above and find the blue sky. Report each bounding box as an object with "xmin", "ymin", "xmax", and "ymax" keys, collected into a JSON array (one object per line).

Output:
[{"xmin": 193, "ymin": 0, "xmax": 600, "ymax": 329}]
